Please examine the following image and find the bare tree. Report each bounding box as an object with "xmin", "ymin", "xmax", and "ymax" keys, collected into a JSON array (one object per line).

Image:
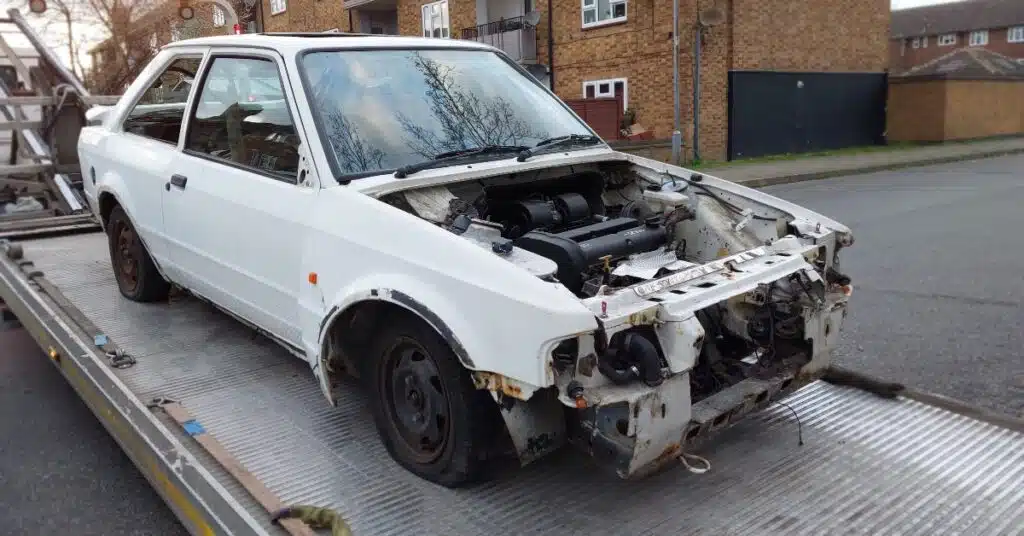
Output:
[
  {"xmin": 396, "ymin": 53, "xmax": 546, "ymax": 158},
  {"xmin": 23, "ymin": 0, "xmax": 203, "ymax": 94}
]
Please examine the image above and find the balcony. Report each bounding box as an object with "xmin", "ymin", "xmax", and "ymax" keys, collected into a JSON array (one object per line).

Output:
[{"xmin": 461, "ymin": 15, "xmax": 537, "ymax": 63}]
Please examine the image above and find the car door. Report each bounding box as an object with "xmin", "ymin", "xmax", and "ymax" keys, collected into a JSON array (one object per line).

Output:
[
  {"xmin": 161, "ymin": 50, "xmax": 316, "ymax": 350},
  {"xmin": 99, "ymin": 53, "xmax": 204, "ymax": 276}
]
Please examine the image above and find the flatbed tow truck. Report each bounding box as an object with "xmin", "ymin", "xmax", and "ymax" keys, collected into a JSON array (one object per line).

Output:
[{"xmin": 1, "ymin": 10, "xmax": 1023, "ymax": 536}]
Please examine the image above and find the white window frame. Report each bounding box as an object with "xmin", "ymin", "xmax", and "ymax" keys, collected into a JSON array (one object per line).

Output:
[
  {"xmin": 581, "ymin": 0, "xmax": 627, "ymax": 29},
  {"xmin": 911, "ymin": 37, "xmax": 920, "ymax": 49},
  {"xmin": 212, "ymin": 6, "xmax": 226, "ymax": 27},
  {"xmin": 921, "ymin": 36, "xmax": 928, "ymax": 47},
  {"xmin": 937, "ymin": 33, "xmax": 956, "ymax": 46},
  {"xmin": 969, "ymin": 29, "xmax": 988, "ymax": 46},
  {"xmin": 269, "ymin": 0, "xmax": 287, "ymax": 15},
  {"xmin": 1008, "ymin": 26, "xmax": 1024, "ymax": 43},
  {"xmin": 582, "ymin": 77, "xmax": 628, "ymax": 111},
  {"xmin": 421, "ymin": 0, "xmax": 450, "ymax": 38}
]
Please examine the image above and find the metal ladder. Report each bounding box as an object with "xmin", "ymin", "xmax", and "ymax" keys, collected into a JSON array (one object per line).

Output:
[{"xmin": 0, "ymin": 8, "xmax": 117, "ymax": 239}]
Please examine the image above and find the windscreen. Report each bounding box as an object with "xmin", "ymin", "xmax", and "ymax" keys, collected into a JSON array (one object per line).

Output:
[{"xmin": 300, "ymin": 48, "xmax": 596, "ymax": 178}]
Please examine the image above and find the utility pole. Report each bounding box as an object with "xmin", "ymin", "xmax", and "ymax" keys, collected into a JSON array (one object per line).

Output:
[{"xmin": 671, "ymin": 0, "xmax": 681, "ymax": 165}]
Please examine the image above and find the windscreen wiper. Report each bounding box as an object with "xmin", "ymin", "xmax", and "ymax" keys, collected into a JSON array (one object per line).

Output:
[
  {"xmin": 516, "ymin": 134, "xmax": 603, "ymax": 162},
  {"xmin": 393, "ymin": 145, "xmax": 528, "ymax": 178}
]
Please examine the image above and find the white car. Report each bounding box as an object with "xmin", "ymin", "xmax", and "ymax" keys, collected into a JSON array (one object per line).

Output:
[{"xmin": 78, "ymin": 33, "xmax": 854, "ymax": 488}]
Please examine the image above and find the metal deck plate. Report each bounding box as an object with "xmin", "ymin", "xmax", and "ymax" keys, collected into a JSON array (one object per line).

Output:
[{"xmin": 23, "ymin": 233, "xmax": 1024, "ymax": 536}]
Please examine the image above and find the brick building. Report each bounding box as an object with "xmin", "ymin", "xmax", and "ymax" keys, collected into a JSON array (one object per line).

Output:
[
  {"xmin": 261, "ymin": 0, "xmax": 890, "ymax": 161},
  {"xmin": 890, "ymin": 0, "xmax": 1024, "ymax": 74}
]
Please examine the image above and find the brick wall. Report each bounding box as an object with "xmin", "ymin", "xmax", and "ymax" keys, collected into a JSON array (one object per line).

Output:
[
  {"xmin": 250, "ymin": 0, "xmax": 890, "ymax": 162},
  {"xmin": 732, "ymin": 0, "xmax": 889, "ymax": 71},
  {"xmin": 549, "ymin": 0, "xmax": 888, "ymax": 161},
  {"xmin": 397, "ymin": 0, "xmax": 477, "ymax": 38},
  {"xmin": 887, "ymin": 79, "xmax": 1024, "ymax": 141},
  {"xmin": 886, "ymin": 80, "xmax": 946, "ymax": 142},
  {"xmin": 261, "ymin": 0, "xmax": 354, "ymax": 32},
  {"xmin": 890, "ymin": 27, "xmax": 1024, "ymax": 73}
]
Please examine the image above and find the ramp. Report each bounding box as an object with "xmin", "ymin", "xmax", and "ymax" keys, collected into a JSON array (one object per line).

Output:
[{"xmin": 7, "ymin": 230, "xmax": 1024, "ymax": 536}]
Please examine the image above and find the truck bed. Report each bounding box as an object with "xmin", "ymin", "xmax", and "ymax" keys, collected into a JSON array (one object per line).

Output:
[{"xmin": 3, "ymin": 230, "xmax": 1024, "ymax": 536}]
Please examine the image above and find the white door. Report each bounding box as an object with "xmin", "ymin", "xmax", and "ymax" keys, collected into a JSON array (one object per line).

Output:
[
  {"xmin": 161, "ymin": 51, "xmax": 315, "ymax": 349},
  {"xmin": 101, "ymin": 54, "xmax": 204, "ymax": 274}
]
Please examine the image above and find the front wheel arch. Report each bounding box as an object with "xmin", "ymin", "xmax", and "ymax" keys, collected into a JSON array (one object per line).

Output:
[{"xmin": 322, "ymin": 299, "xmax": 514, "ymax": 486}]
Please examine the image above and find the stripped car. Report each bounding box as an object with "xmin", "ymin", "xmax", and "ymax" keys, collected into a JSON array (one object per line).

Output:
[{"xmin": 77, "ymin": 33, "xmax": 854, "ymax": 488}]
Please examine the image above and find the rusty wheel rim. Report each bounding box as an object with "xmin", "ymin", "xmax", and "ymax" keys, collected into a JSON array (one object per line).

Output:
[
  {"xmin": 379, "ymin": 337, "xmax": 452, "ymax": 465},
  {"xmin": 113, "ymin": 220, "xmax": 139, "ymax": 293}
]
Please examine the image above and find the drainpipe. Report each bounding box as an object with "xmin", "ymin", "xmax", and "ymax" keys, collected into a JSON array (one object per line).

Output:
[
  {"xmin": 349, "ymin": 9, "xmax": 354, "ymax": 32},
  {"xmin": 670, "ymin": 0, "xmax": 680, "ymax": 165},
  {"xmin": 547, "ymin": 0, "xmax": 555, "ymax": 91},
  {"xmin": 692, "ymin": 21, "xmax": 702, "ymax": 163}
]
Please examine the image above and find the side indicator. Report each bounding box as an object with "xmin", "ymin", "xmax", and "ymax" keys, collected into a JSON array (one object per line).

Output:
[{"xmin": 308, "ymin": 272, "xmax": 318, "ymax": 285}]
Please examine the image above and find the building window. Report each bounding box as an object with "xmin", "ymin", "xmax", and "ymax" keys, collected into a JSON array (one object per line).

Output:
[
  {"xmin": 921, "ymin": 36, "xmax": 928, "ymax": 47},
  {"xmin": 1009, "ymin": 26, "xmax": 1024, "ymax": 43},
  {"xmin": 583, "ymin": 78, "xmax": 627, "ymax": 110},
  {"xmin": 421, "ymin": 0, "xmax": 449, "ymax": 38},
  {"xmin": 213, "ymin": 6, "xmax": 225, "ymax": 27},
  {"xmin": 582, "ymin": 0, "xmax": 627, "ymax": 28},
  {"xmin": 911, "ymin": 37, "xmax": 920, "ymax": 49},
  {"xmin": 269, "ymin": 0, "xmax": 287, "ymax": 15},
  {"xmin": 969, "ymin": 30, "xmax": 988, "ymax": 46},
  {"xmin": 937, "ymin": 33, "xmax": 956, "ymax": 46}
]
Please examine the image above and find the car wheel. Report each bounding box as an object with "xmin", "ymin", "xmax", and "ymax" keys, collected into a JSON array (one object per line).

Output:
[
  {"xmin": 107, "ymin": 205, "xmax": 170, "ymax": 303},
  {"xmin": 366, "ymin": 313, "xmax": 493, "ymax": 488}
]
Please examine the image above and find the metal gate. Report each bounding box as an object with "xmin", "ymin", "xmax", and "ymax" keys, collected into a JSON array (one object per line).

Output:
[{"xmin": 727, "ymin": 71, "xmax": 887, "ymax": 161}]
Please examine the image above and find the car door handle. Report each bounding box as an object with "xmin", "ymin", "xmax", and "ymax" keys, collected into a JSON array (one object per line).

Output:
[{"xmin": 168, "ymin": 174, "xmax": 188, "ymax": 190}]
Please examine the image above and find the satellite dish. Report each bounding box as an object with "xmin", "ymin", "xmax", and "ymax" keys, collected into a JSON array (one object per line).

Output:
[
  {"xmin": 179, "ymin": 6, "xmax": 195, "ymax": 20},
  {"xmin": 524, "ymin": 10, "xmax": 541, "ymax": 26},
  {"xmin": 29, "ymin": 0, "xmax": 47, "ymax": 14},
  {"xmin": 698, "ymin": 7, "xmax": 725, "ymax": 27}
]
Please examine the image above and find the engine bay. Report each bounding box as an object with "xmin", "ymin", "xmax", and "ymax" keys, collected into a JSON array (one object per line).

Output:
[{"xmin": 380, "ymin": 159, "xmax": 852, "ymax": 401}]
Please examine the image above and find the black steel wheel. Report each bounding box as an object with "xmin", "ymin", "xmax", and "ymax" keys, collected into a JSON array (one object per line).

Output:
[
  {"xmin": 379, "ymin": 338, "xmax": 452, "ymax": 464},
  {"xmin": 365, "ymin": 312, "xmax": 497, "ymax": 488},
  {"xmin": 106, "ymin": 205, "xmax": 170, "ymax": 303}
]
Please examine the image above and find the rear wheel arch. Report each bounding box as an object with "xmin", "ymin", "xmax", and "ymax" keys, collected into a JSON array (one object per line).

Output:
[{"xmin": 98, "ymin": 190, "xmax": 121, "ymax": 230}]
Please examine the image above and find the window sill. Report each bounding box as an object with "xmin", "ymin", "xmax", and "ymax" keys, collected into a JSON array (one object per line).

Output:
[
  {"xmin": 270, "ymin": 10, "xmax": 287, "ymax": 16},
  {"xmin": 582, "ymin": 17, "xmax": 627, "ymax": 31}
]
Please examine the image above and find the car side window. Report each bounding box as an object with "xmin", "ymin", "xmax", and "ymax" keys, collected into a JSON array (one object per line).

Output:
[
  {"xmin": 184, "ymin": 56, "xmax": 301, "ymax": 183},
  {"xmin": 122, "ymin": 56, "xmax": 203, "ymax": 144}
]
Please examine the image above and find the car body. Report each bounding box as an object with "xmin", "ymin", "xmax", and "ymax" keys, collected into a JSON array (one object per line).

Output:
[{"xmin": 78, "ymin": 32, "xmax": 855, "ymax": 488}]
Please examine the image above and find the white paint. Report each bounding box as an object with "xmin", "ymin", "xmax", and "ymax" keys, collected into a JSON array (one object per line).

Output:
[{"xmin": 77, "ymin": 34, "xmax": 853, "ymax": 410}]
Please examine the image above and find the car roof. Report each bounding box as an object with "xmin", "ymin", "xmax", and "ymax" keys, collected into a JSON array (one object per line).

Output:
[{"xmin": 163, "ymin": 33, "xmax": 498, "ymax": 54}]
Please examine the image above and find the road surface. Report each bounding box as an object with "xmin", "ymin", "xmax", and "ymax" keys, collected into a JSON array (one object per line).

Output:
[
  {"xmin": 763, "ymin": 153, "xmax": 1024, "ymax": 418},
  {"xmin": 0, "ymin": 154, "xmax": 1021, "ymax": 533}
]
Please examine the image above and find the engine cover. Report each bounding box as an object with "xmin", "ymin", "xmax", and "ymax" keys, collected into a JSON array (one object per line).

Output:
[{"xmin": 514, "ymin": 217, "xmax": 668, "ymax": 293}]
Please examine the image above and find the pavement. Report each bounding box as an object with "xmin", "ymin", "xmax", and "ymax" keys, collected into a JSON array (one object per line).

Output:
[{"xmin": 701, "ymin": 136, "xmax": 1024, "ymax": 188}]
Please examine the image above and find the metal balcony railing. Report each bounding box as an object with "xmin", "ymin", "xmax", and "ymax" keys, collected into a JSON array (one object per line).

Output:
[{"xmin": 461, "ymin": 15, "xmax": 537, "ymax": 62}]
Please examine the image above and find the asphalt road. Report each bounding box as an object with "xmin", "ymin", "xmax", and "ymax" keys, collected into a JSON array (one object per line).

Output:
[
  {"xmin": 0, "ymin": 327, "xmax": 189, "ymax": 536},
  {"xmin": 762, "ymin": 153, "xmax": 1024, "ymax": 418},
  {"xmin": 0, "ymin": 154, "xmax": 1021, "ymax": 533}
]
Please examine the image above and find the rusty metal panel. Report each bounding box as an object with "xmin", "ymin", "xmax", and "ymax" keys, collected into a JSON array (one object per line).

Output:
[{"xmin": 21, "ymin": 232, "xmax": 1024, "ymax": 536}]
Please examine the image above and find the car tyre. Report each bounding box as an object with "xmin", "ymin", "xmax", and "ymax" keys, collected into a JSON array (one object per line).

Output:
[
  {"xmin": 107, "ymin": 205, "xmax": 170, "ymax": 303},
  {"xmin": 366, "ymin": 313, "xmax": 493, "ymax": 488}
]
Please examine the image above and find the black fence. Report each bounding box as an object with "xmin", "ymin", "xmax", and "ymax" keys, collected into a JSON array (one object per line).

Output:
[{"xmin": 727, "ymin": 71, "xmax": 888, "ymax": 161}]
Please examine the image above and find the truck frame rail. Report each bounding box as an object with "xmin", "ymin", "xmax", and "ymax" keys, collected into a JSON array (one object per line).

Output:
[{"xmin": 2, "ymin": 229, "xmax": 1024, "ymax": 536}]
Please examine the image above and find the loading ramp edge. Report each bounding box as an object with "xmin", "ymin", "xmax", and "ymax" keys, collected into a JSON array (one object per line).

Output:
[
  {"xmin": 0, "ymin": 233, "xmax": 278, "ymax": 536},
  {"xmin": 2, "ymin": 228, "xmax": 1023, "ymax": 536}
]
